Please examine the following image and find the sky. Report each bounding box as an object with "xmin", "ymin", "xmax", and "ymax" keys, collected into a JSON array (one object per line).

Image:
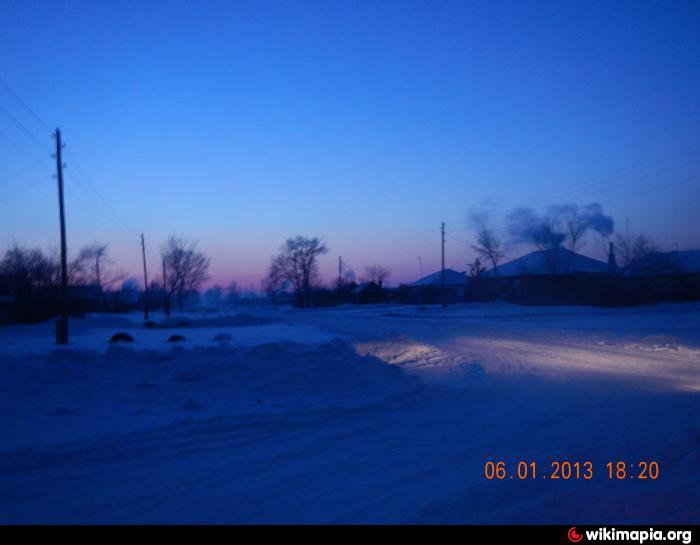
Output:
[{"xmin": 1, "ymin": 0, "xmax": 699, "ymax": 289}]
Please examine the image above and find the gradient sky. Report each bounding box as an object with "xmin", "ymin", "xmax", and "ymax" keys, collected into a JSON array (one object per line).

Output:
[{"xmin": 1, "ymin": 0, "xmax": 699, "ymax": 289}]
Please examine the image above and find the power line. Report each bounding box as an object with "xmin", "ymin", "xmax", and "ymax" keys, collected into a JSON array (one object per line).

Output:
[
  {"xmin": 0, "ymin": 77, "xmax": 52, "ymax": 131},
  {"xmin": 0, "ymin": 156, "xmax": 51, "ymax": 186},
  {"xmin": 0, "ymin": 125, "xmax": 47, "ymax": 160},
  {"xmin": 455, "ymin": 149, "xmax": 700, "ymax": 231},
  {"xmin": 63, "ymin": 182, "xmax": 136, "ymax": 241},
  {"xmin": 0, "ymin": 175, "xmax": 53, "ymax": 204},
  {"xmin": 64, "ymin": 149, "xmax": 138, "ymax": 237},
  {"xmin": 65, "ymin": 169, "xmax": 137, "ymax": 239},
  {"xmin": 446, "ymin": 233, "xmax": 471, "ymax": 247},
  {"xmin": 0, "ymin": 76, "xmax": 138, "ymax": 240},
  {"xmin": 600, "ymin": 175, "xmax": 697, "ymax": 206},
  {"xmin": 0, "ymin": 102, "xmax": 50, "ymax": 155}
]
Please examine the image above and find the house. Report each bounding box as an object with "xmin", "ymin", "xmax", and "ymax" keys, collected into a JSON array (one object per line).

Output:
[
  {"xmin": 483, "ymin": 248, "xmax": 610, "ymax": 277},
  {"xmin": 471, "ymin": 248, "xmax": 700, "ymax": 306},
  {"xmin": 670, "ymin": 250, "xmax": 700, "ymax": 274},
  {"xmin": 622, "ymin": 249, "xmax": 700, "ymax": 303},
  {"xmin": 351, "ymin": 282, "xmax": 389, "ymax": 304},
  {"xmin": 630, "ymin": 249, "xmax": 700, "ymax": 276},
  {"xmin": 410, "ymin": 269, "xmax": 469, "ymax": 304},
  {"xmin": 472, "ymin": 249, "xmax": 615, "ymax": 306}
]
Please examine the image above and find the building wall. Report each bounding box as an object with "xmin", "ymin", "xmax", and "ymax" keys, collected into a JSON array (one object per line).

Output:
[{"xmin": 468, "ymin": 272, "xmax": 700, "ymax": 306}]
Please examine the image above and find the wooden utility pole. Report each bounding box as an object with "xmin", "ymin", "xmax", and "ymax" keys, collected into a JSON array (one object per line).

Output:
[
  {"xmin": 338, "ymin": 256, "xmax": 342, "ymax": 290},
  {"xmin": 140, "ymin": 234, "xmax": 150, "ymax": 321},
  {"xmin": 162, "ymin": 257, "xmax": 170, "ymax": 317},
  {"xmin": 441, "ymin": 221, "xmax": 446, "ymax": 308},
  {"xmin": 54, "ymin": 128, "xmax": 69, "ymax": 344}
]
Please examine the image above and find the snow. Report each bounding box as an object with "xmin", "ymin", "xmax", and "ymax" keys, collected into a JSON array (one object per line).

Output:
[
  {"xmin": 0, "ymin": 312, "xmax": 334, "ymax": 357},
  {"xmin": 412, "ymin": 268, "xmax": 469, "ymax": 286},
  {"xmin": 1, "ymin": 304, "xmax": 699, "ymax": 523},
  {"xmin": 484, "ymin": 248, "xmax": 610, "ymax": 276}
]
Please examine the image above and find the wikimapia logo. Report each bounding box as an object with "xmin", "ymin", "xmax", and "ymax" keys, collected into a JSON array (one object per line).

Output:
[{"xmin": 567, "ymin": 527, "xmax": 692, "ymax": 544}]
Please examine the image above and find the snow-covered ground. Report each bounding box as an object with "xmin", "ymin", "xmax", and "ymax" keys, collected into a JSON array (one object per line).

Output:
[{"xmin": 0, "ymin": 303, "xmax": 699, "ymax": 523}]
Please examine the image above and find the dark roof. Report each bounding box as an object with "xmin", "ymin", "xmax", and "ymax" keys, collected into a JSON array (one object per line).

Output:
[
  {"xmin": 412, "ymin": 269, "xmax": 469, "ymax": 287},
  {"xmin": 631, "ymin": 250, "xmax": 700, "ymax": 276},
  {"xmin": 484, "ymin": 249, "xmax": 610, "ymax": 277},
  {"xmin": 352, "ymin": 282, "xmax": 381, "ymax": 294},
  {"xmin": 667, "ymin": 250, "xmax": 700, "ymax": 274}
]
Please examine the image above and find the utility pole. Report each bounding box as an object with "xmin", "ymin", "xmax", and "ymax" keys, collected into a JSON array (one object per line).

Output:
[
  {"xmin": 338, "ymin": 256, "xmax": 342, "ymax": 290},
  {"xmin": 441, "ymin": 221, "xmax": 446, "ymax": 308},
  {"xmin": 162, "ymin": 257, "xmax": 170, "ymax": 317},
  {"xmin": 140, "ymin": 234, "xmax": 149, "ymax": 321},
  {"xmin": 54, "ymin": 128, "xmax": 69, "ymax": 344}
]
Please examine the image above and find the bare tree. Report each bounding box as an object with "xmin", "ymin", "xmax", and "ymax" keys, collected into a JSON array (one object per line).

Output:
[
  {"xmin": 269, "ymin": 236, "xmax": 328, "ymax": 308},
  {"xmin": 0, "ymin": 245, "xmax": 61, "ymax": 322},
  {"xmin": 264, "ymin": 256, "xmax": 286, "ymax": 306},
  {"xmin": 507, "ymin": 204, "xmax": 614, "ymax": 273},
  {"xmin": 0, "ymin": 245, "xmax": 57, "ymax": 289},
  {"xmin": 467, "ymin": 257, "xmax": 487, "ymax": 278},
  {"xmin": 554, "ymin": 204, "xmax": 615, "ymax": 269},
  {"xmin": 507, "ymin": 207, "xmax": 566, "ymax": 272},
  {"xmin": 42, "ymin": 246, "xmax": 89, "ymax": 285},
  {"xmin": 161, "ymin": 235, "xmax": 210, "ymax": 311},
  {"xmin": 563, "ymin": 215, "xmax": 587, "ymax": 255},
  {"xmin": 363, "ymin": 264, "xmax": 391, "ymax": 287},
  {"xmin": 613, "ymin": 232, "xmax": 673, "ymax": 275},
  {"xmin": 44, "ymin": 243, "xmax": 117, "ymax": 288},
  {"xmin": 77, "ymin": 243, "xmax": 110, "ymax": 287},
  {"xmin": 533, "ymin": 215, "xmax": 566, "ymax": 253},
  {"xmin": 471, "ymin": 227, "xmax": 505, "ymax": 273}
]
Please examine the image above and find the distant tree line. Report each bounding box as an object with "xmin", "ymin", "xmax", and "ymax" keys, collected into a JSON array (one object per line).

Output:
[
  {"xmin": 4, "ymin": 199, "xmax": 690, "ymax": 325},
  {"xmin": 0, "ymin": 234, "xmax": 214, "ymax": 323}
]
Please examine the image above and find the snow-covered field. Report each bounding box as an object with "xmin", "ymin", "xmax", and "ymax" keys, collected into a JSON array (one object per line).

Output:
[{"xmin": 0, "ymin": 302, "xmax": 699, "ymax": 523}]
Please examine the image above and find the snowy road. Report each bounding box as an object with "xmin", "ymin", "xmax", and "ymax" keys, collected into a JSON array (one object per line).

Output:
[
  {"xmin": 294, "ymin": 303, "xmax": 700, "ymax": 390},
  {"xmin": 0, "ymin": 303, "xmax": 699, "ymax": 523}
]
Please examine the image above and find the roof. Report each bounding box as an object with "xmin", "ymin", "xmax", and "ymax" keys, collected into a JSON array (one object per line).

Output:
[
  {"xmin": 631, "ymin": 249, "xmax": 700, "ymax": 276},
  {"xmin": 484, "ymin": 249, "xmax": 610, "ymax": 277},
  {"xmin": 352, "ymin": 282, "xmax": 380, "ymax": 294},
  {"xmin": 412, "ymin": 269, "xmax": 469, "ymax": 287},
  {"xmin": 667, "ymin": 250, "xmax": 700, "ymax": 274}
]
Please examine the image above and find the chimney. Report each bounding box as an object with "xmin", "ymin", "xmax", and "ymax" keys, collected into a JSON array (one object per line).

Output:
[{"xmin": 608, "ymin": 242, "xmax": 618, "ymax": 272}]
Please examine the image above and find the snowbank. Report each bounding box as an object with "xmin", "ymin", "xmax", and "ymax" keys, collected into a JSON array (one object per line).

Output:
[
  {"xmin": 0, "ymin": 313, "xmax": 336, "ymax": 357},
  {"xmin": 0, "ymin": 339, "xmax": 420, "ymax": 451}
]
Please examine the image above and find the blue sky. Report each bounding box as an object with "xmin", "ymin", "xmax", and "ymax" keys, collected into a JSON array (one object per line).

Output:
[{"xmin": 1, "ymin": 0, "xmax": 699, "ymax": 287}]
